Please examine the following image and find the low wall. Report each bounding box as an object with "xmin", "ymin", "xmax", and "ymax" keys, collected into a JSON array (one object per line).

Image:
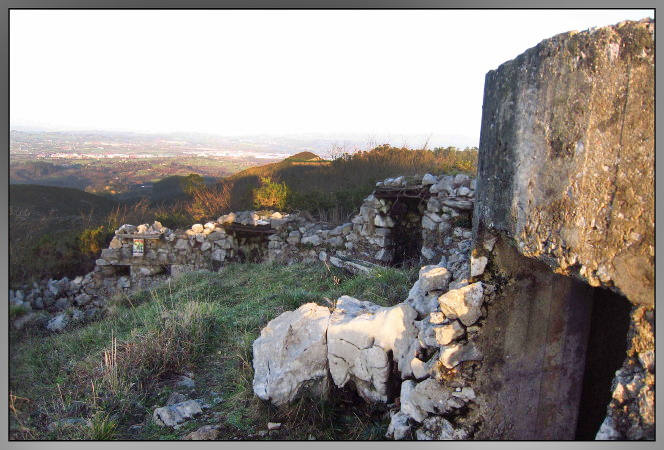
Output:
[{"xmin": 10, "ymin": 172, "xmax": 476, "ymax": 333}]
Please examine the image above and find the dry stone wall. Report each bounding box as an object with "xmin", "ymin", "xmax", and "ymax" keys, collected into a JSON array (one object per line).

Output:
[{"xmin": 10, "ymin": 173, "xmax": 475, "ymax": 334}]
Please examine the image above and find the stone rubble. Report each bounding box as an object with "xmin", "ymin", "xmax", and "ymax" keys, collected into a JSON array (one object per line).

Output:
[{"xmin": 251, "ymin": 237, "xmax": 488, "ymax": 440}]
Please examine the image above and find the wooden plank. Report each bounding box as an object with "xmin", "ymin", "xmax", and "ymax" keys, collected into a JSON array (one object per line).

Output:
[{"xmin": 115, "ymin": 233, "xmax": 162, "ymax": 240}]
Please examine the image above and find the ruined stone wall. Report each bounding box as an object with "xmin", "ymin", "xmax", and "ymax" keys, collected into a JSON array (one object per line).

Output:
[{"xmin": 11, "ymin": 173, "xmax": 476, "ymax": 333}]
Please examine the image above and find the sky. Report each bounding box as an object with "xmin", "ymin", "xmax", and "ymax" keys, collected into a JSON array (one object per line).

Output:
[{"xmin": 10, "ymin": 9, "xmax": 653, "ymax": 148}]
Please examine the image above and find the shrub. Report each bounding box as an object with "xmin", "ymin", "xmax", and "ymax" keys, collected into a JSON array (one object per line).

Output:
[
  {"xmin": 252, "ymin": 177, "xmax": 290, "ymax": 210},
  {"xmin": 78, "ymin": 225, "xmax": 112, "ymax": 257}
]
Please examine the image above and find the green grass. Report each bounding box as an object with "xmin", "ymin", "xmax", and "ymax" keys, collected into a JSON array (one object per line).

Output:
[{"xmin": 9, "ymin": 261, "xmax": 417, "ymax": 440}]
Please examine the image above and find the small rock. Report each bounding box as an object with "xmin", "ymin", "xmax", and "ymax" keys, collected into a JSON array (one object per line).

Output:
[
  {"xmin": 439, "ymin": 342, "xmax": 483, "ymax": 369},
  {"xmin": 153, "ymin": 400, "xmax": 202, "ymax": 427},
  {"xmin": 433, "ymin": 321, "xmax": 465, "ymax": 346},
  {"xmin": 596, "ymin": 416, "xmax": 621, "ymax": 440},
  {"xmin": 176, "ymin": 376, "xmax": 195, "ymax": 389},
  {"xmin": 186, "ymin": 424, "xmax": 219, "ymax": 440},
  {"xmin": 374, "ymin": 215, "xmax": 395, "ymax": 228},
  {"xmin": 166, "ymin": 392, "xmax": 188, "ymax": 406},
  {"xmin": 71, "ymin": 309, "xmax": 85, "ymax": 322},
  {"xmin": 47, "ymin": 417, "xmax": 89, "ymax": 432},
  {"xmin": 482, "ymin": 235, "xmax": 498, "ymax": 252},
  {"xmin": 386, "ymin": 410, "xmax": 412, "ymax": 440},
  {"xmin": 416, "ymin": 416, "xmax": 468, "ymax": 440},
  {"xmin": 638, "ymin": 350, "xmax": 655, "ymax": 372},
  {"xmin": 470, "ymin": 255, "xmax": 488, "ymax": 277},
  {"xmin": 418, "ymin": 265, "xmax": 451, "ymax": 293},
  {"xmin": 191, "ymin": 224, "xmax": 204, "ymax": 233},
  {"xmin": 267, "ymin": 422, "xmax": 281, "ymax": 431},
  {"xmin": 421, "ymin": 247, "xmax": 436, "ymax": 261},
  {"xmin": 46, "ymin": 313, "xmax": 68, "ymax": 332},
  {"xmin": 54, "ymin": 297, "xmax": 70, "ymax": 310},
  {"xmin": 422, "ymin": 173, "xmax": 437, "ymax": 185},
  {"xmin": 438, "ymin": 282, "xmax": 484, "ymax": 326}
]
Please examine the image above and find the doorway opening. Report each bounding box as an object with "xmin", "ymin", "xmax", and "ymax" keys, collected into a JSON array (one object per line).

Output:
[{"xmin": 574, "ymin": 286, "xmax": 632, "ymax": 439}]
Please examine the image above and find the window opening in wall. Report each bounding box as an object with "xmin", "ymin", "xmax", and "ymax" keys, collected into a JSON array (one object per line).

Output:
[{"xmin": 114, "ymin": 265, "xmax": 130, "ymax": 277}]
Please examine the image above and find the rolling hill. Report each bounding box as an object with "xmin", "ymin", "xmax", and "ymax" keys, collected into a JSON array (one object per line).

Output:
[{"xmin": 10, "ymin": 184, "xmax": 117, "ymax": 216}]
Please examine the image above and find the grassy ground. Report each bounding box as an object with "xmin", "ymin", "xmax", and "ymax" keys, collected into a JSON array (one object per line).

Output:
[{"xmin": 9, "ymin": 261, "xmax": 418, "ymax": 440}]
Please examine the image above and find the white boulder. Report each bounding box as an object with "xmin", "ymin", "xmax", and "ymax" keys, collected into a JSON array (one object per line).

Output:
[
  {"xmin": 327, "ymin": 296, "xmax": 419, "ymax": 402},
  {"xmin": 252, "ymin": 303, "xmax": 331, "ymax": 406}
]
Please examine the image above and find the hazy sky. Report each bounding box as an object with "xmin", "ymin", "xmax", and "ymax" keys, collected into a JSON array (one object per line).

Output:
[{"xmin": 10, "ymin": 10, "xmax": 653, "ymax": 147}]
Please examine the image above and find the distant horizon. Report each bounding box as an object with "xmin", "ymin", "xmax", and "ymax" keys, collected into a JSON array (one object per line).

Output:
[{"xmin": 10, "ymin": 127, "xmax": 480, "ymax": 153}]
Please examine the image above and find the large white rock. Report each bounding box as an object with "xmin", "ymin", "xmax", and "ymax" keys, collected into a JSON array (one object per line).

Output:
[
  {"xmin": 252, "ymin": 303, "xmax": 331, "ymax": 406},
  {"xmin": 327, "ymin": 296, "xmax": 419, "ymax": 402},
  {"xmin": 438, "ymin": 282, "xmax": 484, "ymax": 326}
]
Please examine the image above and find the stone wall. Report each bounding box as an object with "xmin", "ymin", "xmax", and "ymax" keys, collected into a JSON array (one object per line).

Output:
[{"xmin": 10, "ymin": 172, "xmax": 476, "ymax": 333}]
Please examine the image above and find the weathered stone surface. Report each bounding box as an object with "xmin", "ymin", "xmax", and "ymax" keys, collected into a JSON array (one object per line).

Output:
[
  {"xmin": 415, "ymin": 416, "xmax": 468, "ymax": 440},
  {"xmin": 386, "ymin": 410, "xmax": 412, "ymax": 440},
  {"xmin": 422, "ymin": 173, "xmax": 437, "ymax": 185},
  {"xmin": 598, "ymin": 305, "xmax": 654, "ymax": 440},
  {"xmin": 595, "ymin": 416, "xmax": 621, "ymax": 440},
  {"xmin": 418, "ymin": 265, "xmax": 451, "ymax": 293},
  {"xmin": 439, "ymin": 342, "xmax": 482, "ymax": 369},
  {"xmin": 301, "ymin": 235, "xmax": 322, "ymax": 246},
  {"xmin": 185, "ymin": 424, "xmax": 219, "ymax": 440},
  {"xmin": 153, "ymin": 400, "xmax": 202, "ymax": 427},
  {"xmin": 405, "ymin": 281, "xmax": 439, "ymax": 317},
  {"xmin": 438, "ymin": 282, "xmax": 484, "ymax": 326},
  {"xmin": 400, "ymin": 379, "xmax": 465, "ymax": 423},
  {"xmin": 433, "ymin": 321, "xmax": 465, "ymax": 346},
  {"xmin": 470, "ymin": 255, "xmax": 488, "ymax": 277},
  {"xmin": 327, "ymin": 296, "xmax": 418, "ymax": 402},
  {"xmin": 46, "ymin": 313, "xmax": 68, "ymax": 332},
  {"xmin": 474, "ymin": 18, "xmax": 654, "ymax": 306},
  {"xmin": 252, "ymin": 303, "xmax": 331, "ymax": 406}
]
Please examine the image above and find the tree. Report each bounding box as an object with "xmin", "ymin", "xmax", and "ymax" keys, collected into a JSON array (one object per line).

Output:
[{"xmin": 181, "ymin": 174, "xmax": 205, "ymax": 196}]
